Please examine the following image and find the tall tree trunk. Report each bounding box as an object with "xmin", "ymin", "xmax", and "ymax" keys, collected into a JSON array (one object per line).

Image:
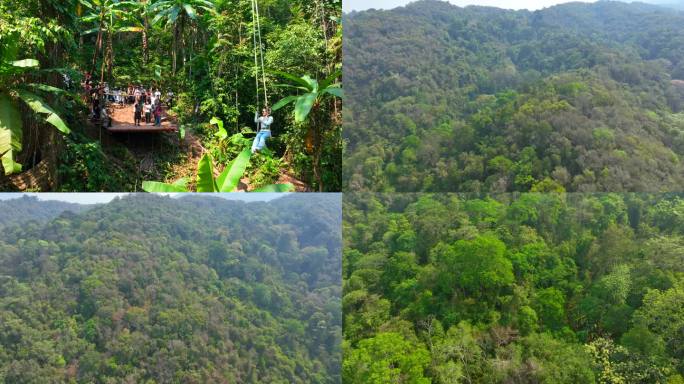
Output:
[
  {"xmin": 100, "ymin": 39, "xmax": 106, "ymax": 85},
  {"xmin": 106, "ymin": 30, "xmax": 114, "ymax": 81},
  {"xmin": 311, "ymin": 110, "xmax": 324, "ymax": 191},
  {"xmin": 180, "ymin": 16, "xmax": 187, "ymax": 73},
  {"xmin": 188, "ymin": 26, "xmax": 194, "ymax": 81},
  {"xmin": 314, "ymin": 127, "xmax": 323, "ymax": 191},
  {"xmin": 172, "ymin": 24, "xmax": 178, "ymax": 75},
  {"xmin": 143, "ymin": 11, "xmax": 149, "ymax": 64},
  {"xmin": 91, "ymin": 9, "xmax": 105, "ymax": 73}
]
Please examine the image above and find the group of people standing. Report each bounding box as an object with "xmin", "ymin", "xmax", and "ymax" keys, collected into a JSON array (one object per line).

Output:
[
  {"xmin": 129, "ymin": 85, "xmax": 164, "ymax": 127},
  {"xmin": 82, "ymin": 72, "xmax": 110, "ymax": 125},
  {"xmin": 80, "ymin": 71, "xmax": 174, "ymax": 128}
]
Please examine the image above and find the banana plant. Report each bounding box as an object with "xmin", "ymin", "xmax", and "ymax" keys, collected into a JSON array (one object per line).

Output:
[
  {"xmin": 142, "ymin": 149, "xmax": 295, "ymax": 192},
  {"xmin": 270, "ymin": 70, "xmax": 343, "ymax": 122},
  {"xmin": 80, "ymin": 0, "xmax": 141, "ymax": 81},
  {"xmin": 270, "ymin": 70, "xmax": 342, "ymax": 191},
  {"xmin": 0, "ymin": 34, "xmax": 71, "ymax": 175},
  {"xmin": 148, "ymin": 0, "xmax": 217, "ymax": 75}
]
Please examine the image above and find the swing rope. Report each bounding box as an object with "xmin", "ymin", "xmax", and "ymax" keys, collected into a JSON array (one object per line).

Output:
[
  {"xmin": 255, "ymin": 0, "xmax": 268, "ymax": 107},
  {"xmin": 251, "ymin": 0, "xmax": 268, "ymax": 108},
  {"xmin": 251, "ymin": 0, "xmax": 260, "ymax": 109}
]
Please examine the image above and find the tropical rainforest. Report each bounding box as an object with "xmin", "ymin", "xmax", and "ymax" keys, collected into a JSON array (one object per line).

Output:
[
  {"xmin": 0, "ymin": 0, "xmax": 342, "ymax": 192},
  {"xmin": 343, "ymin": 192, "xmax": 684, "ymax": 383},
  {"xmin": 344, "ymin": 0, "xmax": 684, "ymax": 192},
  {"xmin": 0, "ymin": 193, "xmax": 342, "ymax": 383}
]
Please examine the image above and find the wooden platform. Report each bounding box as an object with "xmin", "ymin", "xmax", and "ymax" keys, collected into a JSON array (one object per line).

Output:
[
  {"xmin": 106, "ymin": 123, "xmax": 177, "ymax": 133},
  {"xmin": 105, "ymin": 103, "xmax": 177, "ymax": 133}
]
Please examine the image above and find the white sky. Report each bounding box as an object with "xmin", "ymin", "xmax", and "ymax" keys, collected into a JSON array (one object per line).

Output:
[
  {"xmin": 0, "ymin": 193, "xmax": 289, "ymax": 204},
  {"xmin": 343, "ymin": 0, "xmax": 598, "ymax": 12}
]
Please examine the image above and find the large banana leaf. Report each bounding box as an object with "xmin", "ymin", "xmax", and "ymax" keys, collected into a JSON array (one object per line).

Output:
[
  {"xmin": 253, "ymin": 183, "xmax": 295, "ymax": 192},
  {"xmin": 216, "ymin": 149, "xmax": 251, "ymax": 192},
  {"xmin": 196, "ymin": 153, "xmax": 217, "ymax": 192},
  {"xmin": 0, "ymin": 93, "xmax": 22, "ymax": 175},
  {"xmin": 16, "ymin": 90, "xmax": 70, "ymax": 134},
  {"xmin": 26, "ymin": 83, "xmax": 67, "ymax": 94},
  {"xmin": 294, "ymin": 92, "xmax": 317, "ymax": 122},
  {"xmin": 301, "ymin": 75, "xmax": 318, "ymax": 93},
  {"xmin": 142, "ymin": 178, "xmax": 189, "ymax": 192},
  {"xmin": 269, "ymin": 70, "xmax": 313, "ymax": 90},
  {"xmin": 270, "ymin": 95, "xmax": 298, "ymax": 112},
  {"xmin": 322, "ymin": 86, "xmax": 344, "ymax": 99}
]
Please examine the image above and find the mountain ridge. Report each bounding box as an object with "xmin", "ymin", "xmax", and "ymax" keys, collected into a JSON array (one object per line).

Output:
[{"xmin": 344, "ymin": 0, "xmax": 684, "ymax": 192}]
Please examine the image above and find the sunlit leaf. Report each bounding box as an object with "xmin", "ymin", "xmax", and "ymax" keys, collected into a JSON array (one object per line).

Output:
[
  {"xmin": 11, "ymin": 59, "xmax": 39, "ymax": 68},
  {"xmin": 25, "ymin": 83, "xmax": 66, "ymax": 94},
  {"xmin": 0, "ymin": 93, "xmax": 23, "ymax": 175},
  {"xmin": 16, "ymin": 90, "xmax": 70, "ymax": 134},
  {"xmin": 116, "ymin": 26, "xmax": 144, "ymax": 33},
  {"xmin": 269, "ymin": 70, "xmax": 312, "ymax": 90},
  {"xmin": 142, "ymin": 179, "xmax": 188, "ymax": 192},
  {"xmin": 253, "ymin": 183, "xmax": 295, "ymax": 192},
  {"xmin": 196, "ymin": 153, "xmax": 217, "ymax": 192},
  {"xmin": 294, "ymin": 92, "xmax": 317, "ymax": 122},
  {"xmin": 183, "ymin": 4, "xmax": 197, "ymax": 19},
  {"xmin": 216, "ymin": 149, "xmax": 251, "ymax": 192},
  {"xmin": 80, "ymin": 27, "xmax": 102, "ymax": 35},
  {"xmin": 210, "ymin": 116, "xmax": 227, "ymax": 139},
  {"xmin": 301, "ymin": 75, "xmax": 318, "ymax": 93},
  {"xmin": 1, "ymin": 151, "xmax": 21, "ymax": 175},
  {"xmin": 322, "ymin": 86, "xmax": 344, "ymax": 99},
  {"xmin": 271, "ymin": 95, "xmax": 298, "ymax": 111}
]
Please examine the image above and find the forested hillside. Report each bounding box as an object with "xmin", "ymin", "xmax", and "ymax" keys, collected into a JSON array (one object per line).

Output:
[
  {"xmin": 627, "ymin": 0, "xmax": 684, "ymax": 11},
  {"xmin": 0, "ymin": 195, "xmax": 91, "ymax": 226},
  {"xmin": 0, "ymin": 193, "xmax": 341, "ymax": 383},
  {"xmin": 344, "ymin": 0, "xmax": 684, "ymax": 192},
  {"xmin": 343, "ymin": 193, "xmax": 684, "ymax": 383}
]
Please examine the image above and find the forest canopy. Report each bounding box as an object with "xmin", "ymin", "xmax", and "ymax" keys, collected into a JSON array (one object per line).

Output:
[
  {"xmin": 343, "ymin": 192, "xmax": 684, "ymax": 383},
  {"xmin": 0, "ymin": 193, "xmax": 342, "ymax": 383},
  {"xmin": 344, "ymin": 0, "xmax": 684, "ymax": 192}
]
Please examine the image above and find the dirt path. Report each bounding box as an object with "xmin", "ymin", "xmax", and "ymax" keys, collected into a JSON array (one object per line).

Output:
[{"xmin": 239, "ymin": 167, "xmax": 310, "ymax": 192}]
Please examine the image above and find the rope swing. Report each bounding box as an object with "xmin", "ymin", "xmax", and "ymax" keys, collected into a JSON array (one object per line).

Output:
[{"xmin": 251, "ymin": 0, "xmax": 267, "ymax": 108}]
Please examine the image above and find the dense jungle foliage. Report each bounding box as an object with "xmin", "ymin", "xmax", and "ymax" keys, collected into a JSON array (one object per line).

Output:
[
  {"xmin": 0, "ymin": 0, "xmax": 341, "ymax": 192},
  {"xmin": 343, "ymin": 192, "xmax": 684, "ymax": 383},
  {"xmin": 344, "ymin": 0, "xmax": 684, "ymax": 192},
  {"xmin": 0, "ymin": 193, "xmax": 342, "ymax": 383}
]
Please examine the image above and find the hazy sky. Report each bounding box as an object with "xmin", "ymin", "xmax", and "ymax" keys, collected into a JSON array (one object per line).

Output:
[
  {"xmin": 0, "ymin": 193, "xmax": 290, "ymax": 204},
  {"xmin": 343, "ymin": 0, "xmax": 597, "ymax": 13}
]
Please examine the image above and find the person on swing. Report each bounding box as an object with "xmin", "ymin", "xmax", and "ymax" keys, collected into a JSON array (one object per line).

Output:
[{"xmin": 251, "ymin": 107, "xmax": 273, "ymax": 154}]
